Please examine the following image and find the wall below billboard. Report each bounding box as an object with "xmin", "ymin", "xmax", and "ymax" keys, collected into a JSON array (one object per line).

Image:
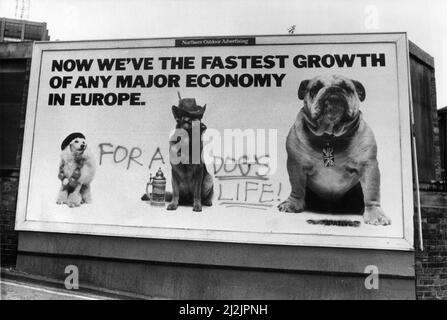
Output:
[{"xmin": 16, "ymin": 231, "xmax": 415, "ymax": 299}]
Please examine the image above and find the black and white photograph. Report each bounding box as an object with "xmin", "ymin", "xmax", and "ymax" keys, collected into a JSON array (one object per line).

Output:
[{"xmin": 1, "ymin": 0, "xmax": 447, "ymax": 304}]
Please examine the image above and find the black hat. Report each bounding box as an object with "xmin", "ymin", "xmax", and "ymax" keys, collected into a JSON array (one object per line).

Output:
[
  {"xmin": 172, "ymin": 98, "xmax": 206, "ymax": 119},
  {"xmin": 61, "ymin": 132, "xmax": 85, "ymax": 150}
]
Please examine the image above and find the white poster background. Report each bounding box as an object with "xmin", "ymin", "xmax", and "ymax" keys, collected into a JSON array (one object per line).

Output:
[{"xmin": 16, "ymin": 34, "xmax": 414, "ymax": 250}]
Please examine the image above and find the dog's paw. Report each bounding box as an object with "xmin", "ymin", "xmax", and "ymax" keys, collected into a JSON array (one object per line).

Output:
[
  {"xmin": 167, "ymin": 202, "xmax": 178, "ymax": 210},
  {"xmin": 202, "ymin": 199, "xmax": 212, "ymax": 206},
  {"xmin": 82, "ymin": 194, "xmax": 92, "ymax": 204},
  {"xmin": 67, "ymin": 193, "xmax": 82, "ymax": 208},
  {"xmin": 277, "ymin": 198, "xmax": 304, "ymax": 213},
  {"xmin": 193, "ymin": 202, "xmax": 202, "ymax": 212},
  {"xmin": 363, "ymin": 206, "xmax": 391, "ymax": 226},
  {"xmin": 56, "ymin": 190, "xmax": 68, "ymax": 204}
]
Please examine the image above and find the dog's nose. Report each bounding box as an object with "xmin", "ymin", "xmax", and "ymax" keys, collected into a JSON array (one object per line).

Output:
[
  {"xmin": 324, "ymin": 94, "xmax": 346, "ymax": 109},
  {"xmin": 326, "ymin": 94, "xmax": 343, "ymax": 102}
]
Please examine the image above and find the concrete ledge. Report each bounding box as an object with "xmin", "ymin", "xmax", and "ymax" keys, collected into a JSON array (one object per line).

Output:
[
  {"xmin": 0, "ymin": 42, "xmax": 33, "ymax": 59},
  {"xmin": 17, "ymin": 232, "xmax": 415, "ymax": 278},
  {"xmin": 16, "ymin": 231, "xmax": 416, "ymax": 299},
  {"xmin": 15, "ymin": 253, "xmax": 415, "ymax": 299},
  {"xmin": 1, "ymin": 266, "xmax": 149, "ymax": 300}
]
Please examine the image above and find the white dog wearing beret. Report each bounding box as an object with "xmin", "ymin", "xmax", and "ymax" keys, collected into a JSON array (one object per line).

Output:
[{"xmin": 56, "ymin": 132, "xmax": 96, "ymax": 207}]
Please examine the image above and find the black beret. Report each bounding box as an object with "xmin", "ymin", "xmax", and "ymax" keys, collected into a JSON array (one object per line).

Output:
[{"xmin": 61, "ymin": 132, "xmax": 85, "ymax": 150}]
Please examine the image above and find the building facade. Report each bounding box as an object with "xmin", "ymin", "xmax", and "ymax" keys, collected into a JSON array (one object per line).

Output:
[{"xmin": 0, "ymin": 17, "xmax": 49, "ymax": 42}]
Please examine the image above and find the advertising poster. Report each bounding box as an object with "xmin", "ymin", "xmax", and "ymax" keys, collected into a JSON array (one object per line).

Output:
[{"xmin": 16, "ymin": 33, "xmax": 414, "ymax": 250}]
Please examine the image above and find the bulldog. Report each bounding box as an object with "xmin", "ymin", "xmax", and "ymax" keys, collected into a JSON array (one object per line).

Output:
[{"xmin": 277, "ymin": 75, "xmax": 391, "ymax": 225}]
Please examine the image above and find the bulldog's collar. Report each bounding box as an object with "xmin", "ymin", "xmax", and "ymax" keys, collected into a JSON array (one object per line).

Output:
[
  {"xmin": 301, "ymin": 108, "xmax": 362, "ymax": 139},
  {"xmin": 300, "ymin": 108, "xmax": 362, "ymax": 167}
]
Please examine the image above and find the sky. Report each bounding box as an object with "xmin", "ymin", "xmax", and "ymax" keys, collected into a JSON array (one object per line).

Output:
[{"xmin": 1, "ymin": 0, "xmax": 446, "ymax": 108}]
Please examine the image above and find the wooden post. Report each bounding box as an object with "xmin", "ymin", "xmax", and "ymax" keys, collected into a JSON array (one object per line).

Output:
[
  {"xmin": 20, "ymin": 21, "xmax": 25, "ymax": 41},
  {"xmin": 0, "ymin": 18, "xmax": 5, "ymax": 42}
]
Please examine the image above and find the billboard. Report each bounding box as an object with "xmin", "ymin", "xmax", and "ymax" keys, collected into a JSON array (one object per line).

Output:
[{"xmin": 16, "ymin": 33, "xmax": 414, "ymax": 250}]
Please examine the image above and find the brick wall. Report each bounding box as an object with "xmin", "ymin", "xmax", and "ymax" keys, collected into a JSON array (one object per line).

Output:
[
  {"xmin": 439, "ymin": 108, "xmax": 447, "ymax": 180},
  {"xmin": 415, "ymin": 191, "xmax": 447, "ymax": 300},
  {"xmin": 0, "ymin": 44, "xmax": 31, "ymax": 268},
  {"xmin": 430, "ymin": 71, "xmax": 442, "ymax": 180},
  {"xmin": 16, "ymin": 58, "xmax": 31, "ymax": 165},
  {"xmin": 0, "ymin": 173, "xmax": 20, "ymax": 267}
]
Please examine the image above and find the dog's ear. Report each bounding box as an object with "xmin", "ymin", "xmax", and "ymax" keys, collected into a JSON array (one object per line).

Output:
[
  {"xmin": 199, "ymin": 104, "xmax": 206, "ymax": 119},
  {"xmin": 61, "ymin": 145, "xmax": 71, "ymax": 160},
  {"xmin": 352, "ymin": 80, "xmax": 366, "ymax": 102},
  {"xmin": 172, "ymin": 106, "xmax": 181, "ymax": 121},
  {"xmin": 298, "ymin": 80, "xmax": 309, "ymax": 100}
]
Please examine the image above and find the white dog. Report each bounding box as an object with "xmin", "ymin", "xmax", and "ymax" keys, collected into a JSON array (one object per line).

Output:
[{"xmin": 56, "ymin": 132, "xmax": 96, "ymax": 207}]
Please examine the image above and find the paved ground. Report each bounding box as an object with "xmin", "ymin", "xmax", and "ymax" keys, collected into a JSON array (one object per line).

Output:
[{"xmin": 0, "ymin": 278, "xmax": 113, "ymax": 300}]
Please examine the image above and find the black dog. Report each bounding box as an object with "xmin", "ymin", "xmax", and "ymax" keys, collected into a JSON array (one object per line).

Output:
[{"xmin": 167, "ymin": 98, "xmax": 213, "ymax": 212}]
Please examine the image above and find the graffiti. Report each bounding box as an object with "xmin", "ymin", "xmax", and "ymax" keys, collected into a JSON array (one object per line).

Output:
[
  {"xmin": 213, "ymin": 155, "xmax": 281, "ymax": 210},
  {"xmin": 97, "ymin": 142, "xmax": 280, "ymax": 210},
  {"xmin": 213, "ymin": 155, "xmax": 271, "ymax": 178},
  {"xmin": 98, "ymin": 143, "xmax": 165, "ymax": 170}
]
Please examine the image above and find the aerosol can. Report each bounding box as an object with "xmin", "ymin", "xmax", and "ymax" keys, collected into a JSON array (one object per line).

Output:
[{"xmin": 146, "ymin": 167, "xmax": 166, "ymax": 206}]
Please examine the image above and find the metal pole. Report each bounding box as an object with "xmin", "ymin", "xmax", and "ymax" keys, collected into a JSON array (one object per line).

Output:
[
  {"xmin": 406, "ymin": 38, "xmax": 423, "ymax": 251},
  {"xmin": 412, "ymin": 134, "xmax": 423, "ymax": 251}
]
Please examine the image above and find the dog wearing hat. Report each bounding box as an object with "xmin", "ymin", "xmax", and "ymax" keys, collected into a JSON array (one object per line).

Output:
[
  {"xmin": 167, "ymin": 96, "xmax": 213, "ymax": 212},
  {"xmin": 56, "ymin": 132, "xmax": 96, "ymax": 207}
]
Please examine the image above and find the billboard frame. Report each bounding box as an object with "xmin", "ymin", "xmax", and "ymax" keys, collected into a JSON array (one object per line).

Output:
[{"xmin": 15, "ymin": 32, "xmax": 414, "ymax": 251}]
